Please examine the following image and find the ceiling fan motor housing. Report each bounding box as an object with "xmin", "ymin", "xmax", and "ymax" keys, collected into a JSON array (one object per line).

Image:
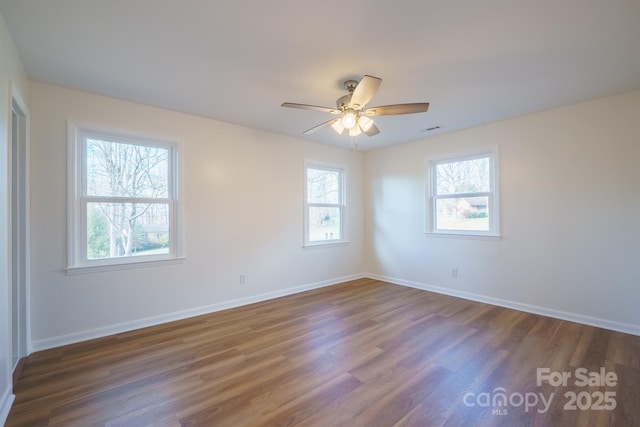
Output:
[
  {"xmin": 336, "ymin": 94, "xmax": 352, "ymax": 110},
  {"xmin": 343, "ymin": 79, "xmax": 359, "ymax": 92},
  {"xmin": 337, "ymin": 79, "xmax": 359, "ymax": 110}
]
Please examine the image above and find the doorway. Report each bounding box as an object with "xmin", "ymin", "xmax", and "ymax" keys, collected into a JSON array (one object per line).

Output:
[{"xmin": 10, "ymin": 89, "xmax": 29, "ymax": 371}]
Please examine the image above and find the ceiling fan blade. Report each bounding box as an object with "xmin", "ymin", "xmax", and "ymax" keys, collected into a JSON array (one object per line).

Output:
[
  {"xmin": 281, "ymin": 102, "xmax": 340, "ymax": 114},
  {"xmin": 363, "ymin": 103, "xmax": 429, "ymax": 116},
  {"xmin": 363, "ymin": 123, "xmax": 380, "ymax": 137},
  {"xmin": 350, "ymin": 75, "xmax": 382, "ymax": 108},
  {"xmin": 303, "ymin": 118, "xmax": 341, "ymax": 134}
]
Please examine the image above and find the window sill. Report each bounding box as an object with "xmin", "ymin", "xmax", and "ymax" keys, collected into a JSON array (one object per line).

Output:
[
  {"xmin": 424, "ymin": 232, "xmax": 502, "ymax": 241},
  {"xmin": 303, "ymin": 240, "xmax": 350, "ymax": 249},
  {"xmin": 66, "ymin": 256, "xmax": 186, "ymax": 275}
]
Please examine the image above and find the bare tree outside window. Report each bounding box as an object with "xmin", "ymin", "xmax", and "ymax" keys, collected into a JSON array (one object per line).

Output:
[
  {"xmin": 430, "ymin": 152, "xmax": 498, "ymax": 234},
  {"xmin": 436, "ymin": 157, "xmax": 490, "ymax": 195},
  {"xmin": 68, "ymin": 123, "xmax": 180, "ymax": 271},
  {"xmin": 85, "ymin": 138, "xmax": 171, "ymax": 259},
  {"xmin": 305, "ymin": 166, "xmax": 345, "ymax": 243}
]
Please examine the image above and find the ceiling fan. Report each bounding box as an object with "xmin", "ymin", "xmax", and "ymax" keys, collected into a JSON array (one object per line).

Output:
[{"xmin": 281, "ymin": 75, "xmax": 429, "ymax": 137}]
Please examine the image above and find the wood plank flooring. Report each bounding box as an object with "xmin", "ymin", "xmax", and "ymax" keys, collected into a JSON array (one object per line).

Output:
[{"xmin": 6, "ymin": 278, "xmax": 640, "ymax": 426}]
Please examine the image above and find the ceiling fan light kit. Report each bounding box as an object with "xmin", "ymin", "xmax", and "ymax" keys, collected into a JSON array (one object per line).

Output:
[
  {"xmin": 357, "ymin": 115, "xmax": 374, "ymax": 132},
  {"xmin": 349, "ymin": 126, "xmax": 362, "ymax": 137},
  {"xmin": 331, "ymin": 120, "xmax": 345, "ymax": 134},
  {"xmin": 282, "ymin": 75, "xmax": 429, "ymax": 139},
  {"xmin": 342, "ymin": 110, "xmax": 357, "ymax": 129}
]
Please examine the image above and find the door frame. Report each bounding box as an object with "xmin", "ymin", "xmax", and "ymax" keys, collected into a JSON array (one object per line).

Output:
[{"xmin": 9, "ymin": 82, "xmax": 31, "ymax": 368}]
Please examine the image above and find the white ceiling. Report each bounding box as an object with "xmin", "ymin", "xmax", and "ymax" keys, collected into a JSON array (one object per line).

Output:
[{"xmin": 2, "ymin": 0, "xmax": 640, "ymax": 150}]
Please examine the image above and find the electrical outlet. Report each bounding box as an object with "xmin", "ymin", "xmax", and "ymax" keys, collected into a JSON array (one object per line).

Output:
[
  {"xmin": 451, "ymin": 268, "xmax": 458, "ymax": 278},
  {"xmin": 239, "ymin": 274, "xmax": 246, "ymax": 284}
]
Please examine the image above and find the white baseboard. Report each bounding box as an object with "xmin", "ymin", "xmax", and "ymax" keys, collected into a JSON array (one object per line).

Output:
[
  {"xmin": 0, "ymin": 387, "xmax": 15, "ymax": 427},
  {"xmin": 366, "ymin": 273, "xmax": 640, "ymax": 336},
  {"xmin": 32, "ymin": 273, "xmax": 365, "ymax": 351},
  {"xmin": 30, "ymin": 271, "xmax": 639, "ymax": 352}
]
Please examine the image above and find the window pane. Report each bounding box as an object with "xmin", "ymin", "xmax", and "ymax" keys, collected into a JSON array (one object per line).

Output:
[
  {"xmin": 307, "ymin": 168, "xmax": 340, "ymax": 204},
  {"xmin": 435, "ymin": 196, "xmax": 489, "ymax": 231},
  {"xmin": 436, "ymin": 157, "xmax": 490, "ymax": 195},
  {"xmin": 87, "ymin": 202, "xmax": 170, "ymax": 259},
  {"xmin": 86, "ymin": 138, "xmax": 169, "ymax": 198},
  {"xmin": 308, "ymin": 206, "xmax": 341, "ymax": 241}
]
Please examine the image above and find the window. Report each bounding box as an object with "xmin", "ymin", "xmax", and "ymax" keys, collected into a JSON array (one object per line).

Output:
[
  {"xmin": 68, "ymin": 123, "xmax": 182, "ymax": 272},
  {"xmin": 304, "ymin": 164, "xmax": 346, "ymax": 246},
  {"xmin": 427, "ymin": 148, "xmax": 499, "ymax": 237}
]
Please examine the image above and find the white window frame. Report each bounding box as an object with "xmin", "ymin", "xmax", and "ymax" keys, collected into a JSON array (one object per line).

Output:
[
  {"xmin": 67, "ymin": 122, "xmax": 184, "ymax": 273},
  {"xmin": 304, "ymin": 162, "xmax": 347, "ymax": 247},
  {"xmin": 426, "ymin": 147, "xmax": 500, "ymax": 238}
]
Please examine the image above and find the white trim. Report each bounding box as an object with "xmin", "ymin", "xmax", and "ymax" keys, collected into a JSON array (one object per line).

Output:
[
  {"xmin": 0, "ymin": 387, "xmax": 15, "ymax": 427},
  {"xmin": 66, "ymin": 256, "xmax": 186, "ymax": 275},
  {"xmin": 424, "ymin": 232, "xmax": 502, "ymax": 241},
  {"xmin": 31, "ymin": 273, "xmax": 365, "ymax": 351},
  {"xmin": 303, "ymin": 240, "xmax": 351, "ymax": 249},
  {"xmin": 304, "ymin": 162, "xmax": 347, "ymax": 246},
  {"xmin": 9, "ymin": 82, "xmax": 32, "ymax": 359},
  {"xmin": 426, "ymin": 146, "xmax": 500, "ymax": 237},
  {"xmin": 67, "ymin": 121, "xmax": 79, "ymax": 267},
  {"xmin": 67, "ymin": 121, "xmax": 184, "ymax": 271},
  {"xmin": 366, "ymin": 273, "xmax": 640, "ymax": 337},
  {"xmin": 28, "ymin": 271, "xmax": 640, "ymax": 351}
]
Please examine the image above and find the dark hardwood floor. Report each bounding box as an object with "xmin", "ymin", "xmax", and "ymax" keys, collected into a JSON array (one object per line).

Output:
[{"xmin": 6, "ymin": 278, "xmax": 640, "ymax": 426}]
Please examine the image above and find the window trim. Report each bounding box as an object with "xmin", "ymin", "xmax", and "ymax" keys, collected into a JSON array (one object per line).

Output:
[
  {"xmin": 425, "ymin": 147, "xmax": 501, "ymax": 238},
  {"xmin": 67, "ymin": 122, "xmax": 184, "ymax": 274},
  {"xmin": 303, "ymin": 162, "xmax": 348, "ymax": 247}
]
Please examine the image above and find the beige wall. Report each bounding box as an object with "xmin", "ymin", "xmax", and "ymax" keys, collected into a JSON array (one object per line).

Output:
[
  {"xmin": 29, "ymin": 81, "xmax": 365, "ymax": 349},
  {"xmin": 28, "ymin": 83, "xmax": 640, "ymax": 352},
  {"xmin": 365, "ymin": 89, "xmax": 640, "ymax": 333}
]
